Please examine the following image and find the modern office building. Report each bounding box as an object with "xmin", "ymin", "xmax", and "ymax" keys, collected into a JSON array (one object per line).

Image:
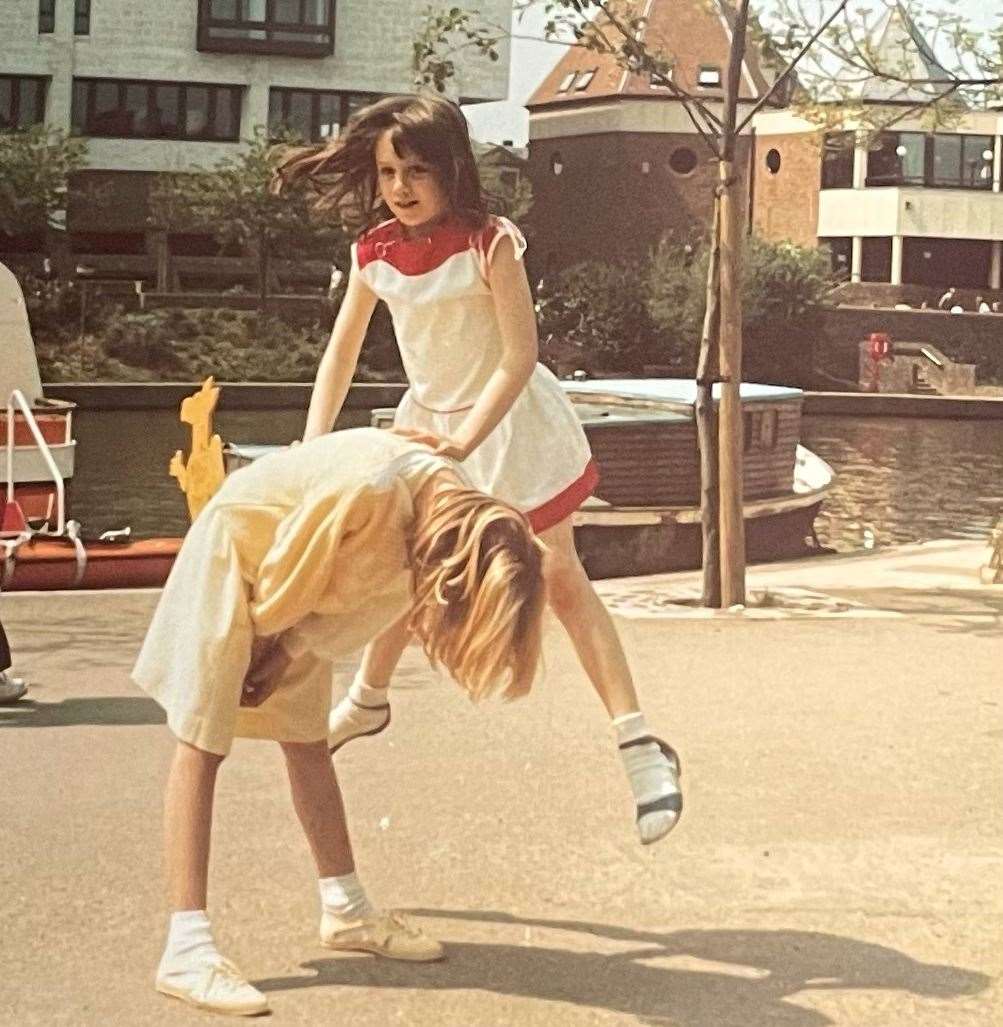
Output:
[
  {"xmin": 752, "ymin": 4, "xmax": 1003, "ymax": 292},
  {"xmin": 1, "ymin": 0, "xmax": 510, "ymax": 279}
]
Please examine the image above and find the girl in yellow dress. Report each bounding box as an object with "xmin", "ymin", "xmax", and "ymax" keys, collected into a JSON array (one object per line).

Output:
[{"xmin": 133, "ymin": 427, "xmax": 544, "ymax": 1016}]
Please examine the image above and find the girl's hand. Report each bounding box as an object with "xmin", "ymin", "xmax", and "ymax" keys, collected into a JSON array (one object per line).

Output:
[
  {"xmin": 240, "ymin": 636, "xmax": 293, "ymax": 708},
  {"xmin": 387, "ymin": 426, "xmax": 470, "ymax": 461}
]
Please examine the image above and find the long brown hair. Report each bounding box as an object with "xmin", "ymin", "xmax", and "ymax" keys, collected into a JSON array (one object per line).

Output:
[
  {"xmin": 408, "ymin": 486, "xmax": 545, "ymax": 702},
  {"xmin": 270, "ymin": 93, "xmax": 488, "ymax": 234}
]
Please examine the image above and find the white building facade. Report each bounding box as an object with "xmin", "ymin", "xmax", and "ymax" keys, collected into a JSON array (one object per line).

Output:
[{"xmin": 1, "ymin": 0, "xmax": 510, "ymax": 272}]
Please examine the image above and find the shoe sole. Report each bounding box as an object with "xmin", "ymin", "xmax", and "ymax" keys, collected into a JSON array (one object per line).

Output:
[
  {"xmin": 328, "ymin": 707, "xmax": 391, "ymax": 755},
  {"xmin": 319, "ymin": 939, "xmax": 445, "ymax": 962},
  {"xmin": 156, "ymin": 981, "xmax": 270, "ymax": 1017}
]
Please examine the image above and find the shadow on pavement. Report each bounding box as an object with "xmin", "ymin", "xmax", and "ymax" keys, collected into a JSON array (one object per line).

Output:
[
  {"xmin": 0, "ymin": 696, "xmax": 165, "ymax": 728},
  {"xmin": 254, "ymin": 913, "xmax": 990, "ymax": 1027}
]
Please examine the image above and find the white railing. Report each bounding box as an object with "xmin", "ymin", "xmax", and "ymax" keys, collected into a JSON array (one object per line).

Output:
[{"xmin": 6, "ymin": 389, "xmax": 65, "ymax": 536}]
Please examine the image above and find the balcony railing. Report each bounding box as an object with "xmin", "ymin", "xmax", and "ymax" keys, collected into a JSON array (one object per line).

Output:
[{"xmin": 197, "ymin": 0, "xmax": 334, "ymax": 58}]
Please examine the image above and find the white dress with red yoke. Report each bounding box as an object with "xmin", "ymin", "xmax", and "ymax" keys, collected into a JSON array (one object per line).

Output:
[{"xmin": 352, "ymin": 215, "xmax": 598, "ymax": 532}]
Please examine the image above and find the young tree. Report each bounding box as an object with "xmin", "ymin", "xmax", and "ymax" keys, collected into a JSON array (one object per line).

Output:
[
  {"xmin": 150, "ymin": 129, "xmax": 346, "ymax": 309},
  {"xmin": 0, "ymin": 125, "xmax": 87, "ymax": 241},
  {"xmin": 417, "ymin": 0, "xmax": 1003, "ymax": 606}
]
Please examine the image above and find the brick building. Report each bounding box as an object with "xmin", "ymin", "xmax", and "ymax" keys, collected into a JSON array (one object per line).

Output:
[
  {"xmin": 524, "ymin": 0, "xmax": 782, "ymax": 276},
  {"xmin": 0, "ymin": 0, "xmax": 510, "ymax": 283},
  {"xmin": 751, "ymin": 4, "xmax": 1003, "ymax": 294}
]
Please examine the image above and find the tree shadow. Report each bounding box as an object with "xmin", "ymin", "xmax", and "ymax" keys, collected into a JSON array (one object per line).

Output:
[
  {"xmin": 253, "ymin": 911, "xmax": 990, "ymax": 1027},
  {"xmin": 0, "ymin": 696, "xmax": 165, "ymax": 728}
]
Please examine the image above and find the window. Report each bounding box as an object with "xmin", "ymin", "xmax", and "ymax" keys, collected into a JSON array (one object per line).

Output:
[
  {"xmin": 821, "ymin": 132, "xmax": 855, "ymax": 189},
  {"xmin": 71, "ymin": 78, "xmax": 242, "ymax": 141},
  {"xmin": 668, "ymin": 146, "xmax": 698, "ymax": 175},
  {"xmin": 557, "ymin": 71, "xmax": 577, "ymax": 93},
  {"xmin": 198, "ymin": 0, "xmax": 334, "ymax": 57},
  {"xmin": 932, "ymin": 134, "xmax": 993, "ymax": 189},
  {"xmin": 765, "ymin": 148, "xmax": 781, "ymax": 174},
  {"xmin": 574, "ymin": 68, "xmax": 597, "ymax": 91},
  {"xmin": 866, "ymin": 131, "xmax": 925, "ymax": 186},
  {"xmin": 0, "ymin": 76, "xmax": 47, "ymax": 131},
  {"xmin": 268, "ymin": 89, "xmax": 379, "ymax": 142},
  {"xmin": 697, "ymin": 65, "xmax": 721, "ymax": 88},
  {"xmin": 75, "ymin": 0, "xmax": 91, "ymax": 34},
  {"xmin": 38, "ymin": 0, "xmax": 55, "ymax": 33},
  {"xmin": 865, "ymin": 131, "xmax": 994, "ymax": 190}
]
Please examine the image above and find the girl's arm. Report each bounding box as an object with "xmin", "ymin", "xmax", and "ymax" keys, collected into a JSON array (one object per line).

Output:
[
  {"xmin": 404, "ymin": 235, "xmax": 537, "ymax": 460},
  {"xmin": 302, "ymin": 266, "xmax": 379, "ymax": 441}
]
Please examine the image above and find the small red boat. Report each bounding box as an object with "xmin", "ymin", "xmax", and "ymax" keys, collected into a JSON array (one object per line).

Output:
[{"xmin": 1, "ymin": 260, "xmax": 184, "ymax": 591}]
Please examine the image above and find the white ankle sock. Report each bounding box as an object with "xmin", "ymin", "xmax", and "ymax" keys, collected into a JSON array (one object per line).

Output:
[
  {"xmin": 348, "ymin": 676, "xmax": 390, "ymax": 709},
  {"xmin": 159, "ymin": 909, "xmax": 221, "ymax": 974},
  {"xmin": 613, "ymin": 712, "xmax": 682, "ymax": 845},
  {"xmin": 319, "ymin": 872, "xmax": 374, "ymax": 921}
]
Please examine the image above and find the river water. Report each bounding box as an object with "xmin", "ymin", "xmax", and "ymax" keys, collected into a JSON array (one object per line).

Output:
[{"xmin": 65, "ymin": 410, "xmax": 1003, "ymax": 553}]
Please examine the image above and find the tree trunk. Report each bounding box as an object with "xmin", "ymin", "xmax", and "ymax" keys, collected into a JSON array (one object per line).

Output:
[
  {"xmin": 717, "ymin": 0, "xmax": 751, "ymax": 608},
  {"xmin": 717, "ymin": 160, "xmax": 746, "ymax": 607},
  {"xmin": 696, "ymin": 194, "xmax": 722, "ymax": 608}
]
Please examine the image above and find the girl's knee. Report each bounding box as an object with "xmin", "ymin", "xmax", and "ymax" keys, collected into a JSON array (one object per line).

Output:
[
  {"xmin": 544, "ymin": 550, "xmax": 590, "ymax": 613},
  {"xmin": 175, "ymin": 739, "xmax": 226, "ymax": 769},
  {"xmin": 279, "ymin": 738, "xmax": 331, "ymax": 763}
]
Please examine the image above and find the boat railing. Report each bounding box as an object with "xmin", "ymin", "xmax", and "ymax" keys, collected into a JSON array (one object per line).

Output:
[{"xmin": 6, "ymin": 389, "xmax": 66, "ymax": 536}]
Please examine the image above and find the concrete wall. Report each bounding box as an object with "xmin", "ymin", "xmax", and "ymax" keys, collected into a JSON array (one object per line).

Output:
[{"xmin": 818, "ymin": 305, "xmax": 1003, "ymax": 386}]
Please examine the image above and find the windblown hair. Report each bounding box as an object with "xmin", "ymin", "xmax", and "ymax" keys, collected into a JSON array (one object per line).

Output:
[
  {"xmin": 408, "ymin": 486, "xmax": 545, "ymax": 702},
  {"xmin": 270, "ymin": 93, "xmax": 488, "ymax": 234}
]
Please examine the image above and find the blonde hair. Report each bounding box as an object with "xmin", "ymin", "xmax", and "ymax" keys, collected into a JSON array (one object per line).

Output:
[{"xmin": 408, "ymin": 486, "xmax": 545, "ymax": 702}]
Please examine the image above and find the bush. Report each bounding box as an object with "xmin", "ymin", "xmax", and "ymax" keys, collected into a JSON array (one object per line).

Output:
[
  {"xmin": 644, "ymin": 234, "xmax": 834, "ymax": 386},
  {"xmin": 34, "ymin": 304, "xmax": 404, "ymax": 383},
  {"xmin": 535, "ymin": 260, "xmax": 659, "ymax": 375}
]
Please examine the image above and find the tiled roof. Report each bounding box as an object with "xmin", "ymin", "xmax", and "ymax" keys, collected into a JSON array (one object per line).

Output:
[{"xmin": 528, "ymin": 0, "xmax": 777, "ymax": 109}]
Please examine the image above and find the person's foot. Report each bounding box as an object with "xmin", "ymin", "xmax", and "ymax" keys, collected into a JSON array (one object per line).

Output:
[
  {"xmin": 320, "ymin": 910, "xmax": 445, "ymax": 962},
  {"xmin": 156, "ymin": 954, "xmax": 269, "ymax": 1017},
  {"xmin": 0, "ymin": 671, "xmax": 27, "ymax": 704},
  {"xmin": 328, "ymin": 681, "xmax": 391, "ymax": 754},
  {"xmin": 618, "ymin": 733, "xmax": 683, "ymax": 845}
]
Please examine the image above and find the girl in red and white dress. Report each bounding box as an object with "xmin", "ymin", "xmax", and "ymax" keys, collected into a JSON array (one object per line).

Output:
[{"xmin": 274, "ymin": 94, "xmax": 681, "ymax": 846}]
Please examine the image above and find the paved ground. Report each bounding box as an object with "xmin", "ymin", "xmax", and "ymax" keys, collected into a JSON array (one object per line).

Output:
[{"xmin": 1, "ymin": 541, "xmax": 1001, "ymax": 1026}]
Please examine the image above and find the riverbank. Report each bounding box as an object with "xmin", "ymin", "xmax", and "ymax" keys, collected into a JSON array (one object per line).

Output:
[
  {"xmin": 42, "ymin": 381, "xmax": 1003, "ymax": 418},
  {"xmin": 1, "ymin": 539, "xmax": 1000, "ymax": 1025}
]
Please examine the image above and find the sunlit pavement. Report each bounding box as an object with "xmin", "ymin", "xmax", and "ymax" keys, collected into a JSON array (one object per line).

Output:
[{"xmin": 2, "ymin": 542, "xmax": 1000, "ymax": 1025}]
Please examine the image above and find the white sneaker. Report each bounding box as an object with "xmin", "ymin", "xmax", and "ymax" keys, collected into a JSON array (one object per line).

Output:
[
  {"xmin": 320, "ymin": 909, "xmax": 444, "ymax": 962},
  {"xmin": 0, "ymin": 672, "xmax": 27, "ymax": 704},
  {"xmin": 156, "ymin": 955, "xmax": 269, "ymax": 1017}
]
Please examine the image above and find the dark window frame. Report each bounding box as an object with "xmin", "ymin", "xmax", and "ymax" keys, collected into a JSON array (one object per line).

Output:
[
  {"xmin": 820, "ymin": 131, "xmax": 855, "ymax": 189},
  {"xmin": 865, "ymin": 130, "xmax": 995, "ymax": 191},
  {"xmin": 0, "ymin": 75, "xmax": 48, "ymax": 131},
  {"xmin": 197, "ymin": 0, "xmax": 336, "ymax": 57},
  {"xmin": 38, "ymin": 0, "xmax": 56, "ymax": 33},
  {"xmin": 71, "ymin": 77, "xmax": 243, "ymax": 142},
  {"xmin": 267, "ymin": 87, "xmax": 379, "ymax": 142},
  {"xmin": 75, "ymin": 0, "xmax": 91, "ymax": 35}
]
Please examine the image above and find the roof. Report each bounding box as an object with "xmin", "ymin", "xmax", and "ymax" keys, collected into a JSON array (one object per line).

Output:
[
  {"xmin": 527, "ymin": 0, "xmax": 778, "ymax": 110},
  {"xmin": 831, "ymin": 2, "xmax": 954, "ymax": 104}
]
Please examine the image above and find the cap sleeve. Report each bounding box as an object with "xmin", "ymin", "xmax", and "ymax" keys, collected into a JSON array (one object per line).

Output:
[{"xmin": 476, "ymin": 216, "xmax": 527, "ymax": 279}]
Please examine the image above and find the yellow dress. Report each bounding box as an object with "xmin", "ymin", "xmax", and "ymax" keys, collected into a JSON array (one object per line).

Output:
[{"xmin": 132, "ymin": 428, "xmax": 456, "ymax": 755}]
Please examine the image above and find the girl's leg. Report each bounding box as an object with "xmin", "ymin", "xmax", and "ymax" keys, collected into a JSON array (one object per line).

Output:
[
  {"xmin": 538, "ymin": 517, "xmax": 682, "ymax": 845},
  {"xmin": 327, "ymin": 611, "xmax": 411, "ymax": 750},
  {"xmin": 163, "ymin": 740, "xmax": 225, "ymax": 911},
  {"xmin": 281, "ymin": 738, "xmax": 443, "ymax": 961},
  {"xmin": 158, "ymin": 740, "xmax": 268, "ymax": 1014}
]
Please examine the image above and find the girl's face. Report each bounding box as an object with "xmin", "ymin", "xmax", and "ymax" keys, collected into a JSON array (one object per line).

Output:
[{"xmin": 375, "ymin": 129, "xmax": 450, "ymax": 230}]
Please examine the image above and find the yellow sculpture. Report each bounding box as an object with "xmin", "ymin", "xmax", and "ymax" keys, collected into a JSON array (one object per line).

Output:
[
  {"xmin": 170, "ymin": 377, "xmax": 226, "ymax": 521},
  {"xmin": 983, "ymin": 518, "xmax": 1003, "ymax": 585}
]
